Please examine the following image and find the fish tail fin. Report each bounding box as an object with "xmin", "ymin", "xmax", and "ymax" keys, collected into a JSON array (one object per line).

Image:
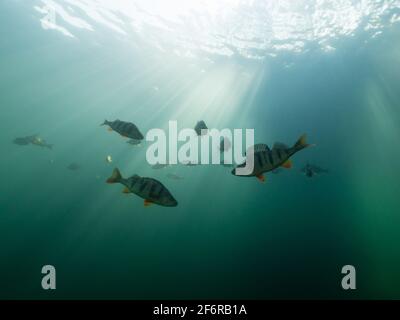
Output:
[
  {"xmin": 47, "ymin": 144, "xmax": 53, "ymax": 150},
  {"xmin": 106, "ymin": 168, "xmax": 122, "ymax": 184},
  {"xmin": 294, "ymin": 134, "xmax": 314, "ymax": 151},
  {"xmin": 101, "ymin": 120, "xmax": 108, "ymax": 126}
]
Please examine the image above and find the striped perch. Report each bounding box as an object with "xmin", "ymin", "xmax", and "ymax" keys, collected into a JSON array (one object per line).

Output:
[
  {"xmin": 102, "ymin": 119, "xmax": 144, "ymax": 140},
  {"xmin": 232, "ymin": 134, "xmax": 313, "ymax": 182},
  {"xmin": 106, "ymin": 168, "xmax": 178, "ymax": 207}
]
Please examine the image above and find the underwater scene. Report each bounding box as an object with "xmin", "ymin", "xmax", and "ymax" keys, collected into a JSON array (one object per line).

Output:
[{"xmin": 1, "ymin": 0, "xmax": 400, "ymax": 300}]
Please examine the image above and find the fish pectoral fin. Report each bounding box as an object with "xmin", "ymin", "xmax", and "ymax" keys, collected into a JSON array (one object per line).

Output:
[
  {"xmin": 281, "ymin": 159, "xmax": 293, "ymax": 169},
  {"xmin": 256, "ymin": 174, "xmax": 266, "ymax": 183},
  {"xmin": 107, "ymin": 127, "xmax": 113, "ymax": 132},
  {"xmin": 144, "ymin": 199, "xmax": 153, "ymax": 207},
  {"xmin": 122, "ymin": 187, "xmax": 130, "ymax": 194}
]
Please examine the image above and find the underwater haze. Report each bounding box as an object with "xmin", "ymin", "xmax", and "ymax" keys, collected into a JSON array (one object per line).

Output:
[{"xmin": 1, "ymin": 0, "xmax": 400, "ymax": 299}]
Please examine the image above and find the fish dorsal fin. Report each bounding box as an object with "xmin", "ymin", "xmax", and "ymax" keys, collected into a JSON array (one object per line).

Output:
[
  {"xmin": 245, "ymin": 143, "xmax": 270, "ymax": 155},
  {"xmin": 273, "ymin": 142, "xmax": 288, "ymax": 150}
]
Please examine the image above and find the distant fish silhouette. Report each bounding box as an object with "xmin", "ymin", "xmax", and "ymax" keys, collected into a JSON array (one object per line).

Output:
[
  {"xmin": 167, "ymin": 173, "xmax": 184, "ymax": 180},
  {"xmin": 13, "ymin": 134, "xmax": 53, "ymax": 149},
  {"xmin": 151, "ymin": 163, "xmax": 169, "ymax": 169},
  {"xmin": 13, "ymin": 134, "xmax": 37, "ymax": 146},
  {"xmin": 67, "ymin": 163, "xmax": 81, "ymax": 171},
  {"xmin": 301, "ymin": 163, "xmax": 328, "ymax": 178},
  {"xmin": 194, "ymin": 120, "xmax": 208, "ymax": 136}
]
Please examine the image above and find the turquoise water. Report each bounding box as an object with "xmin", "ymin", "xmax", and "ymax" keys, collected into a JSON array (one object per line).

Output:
[{"xmin": 1, "ymin": 1, "xmax": 400, "ymax": 299}]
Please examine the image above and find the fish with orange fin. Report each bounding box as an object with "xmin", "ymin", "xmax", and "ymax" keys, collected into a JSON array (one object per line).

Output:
[
  {"xmin": 106, "ymin": 168, "xmax": 178, "ymax": 207},
  {"xmin": 232, "ymin": 134, "xmax": 314, "ymax": 182}
]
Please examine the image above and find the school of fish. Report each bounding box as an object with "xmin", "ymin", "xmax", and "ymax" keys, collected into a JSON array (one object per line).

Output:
[{"xmin": 14, "ymin": 119, "xmax": 325, "ymax": 208}]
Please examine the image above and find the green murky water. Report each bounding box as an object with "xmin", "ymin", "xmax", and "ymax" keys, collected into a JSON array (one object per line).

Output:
[{"xmin": 1, "ymin": 0, "xmax": 400, "ymax": 299}]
